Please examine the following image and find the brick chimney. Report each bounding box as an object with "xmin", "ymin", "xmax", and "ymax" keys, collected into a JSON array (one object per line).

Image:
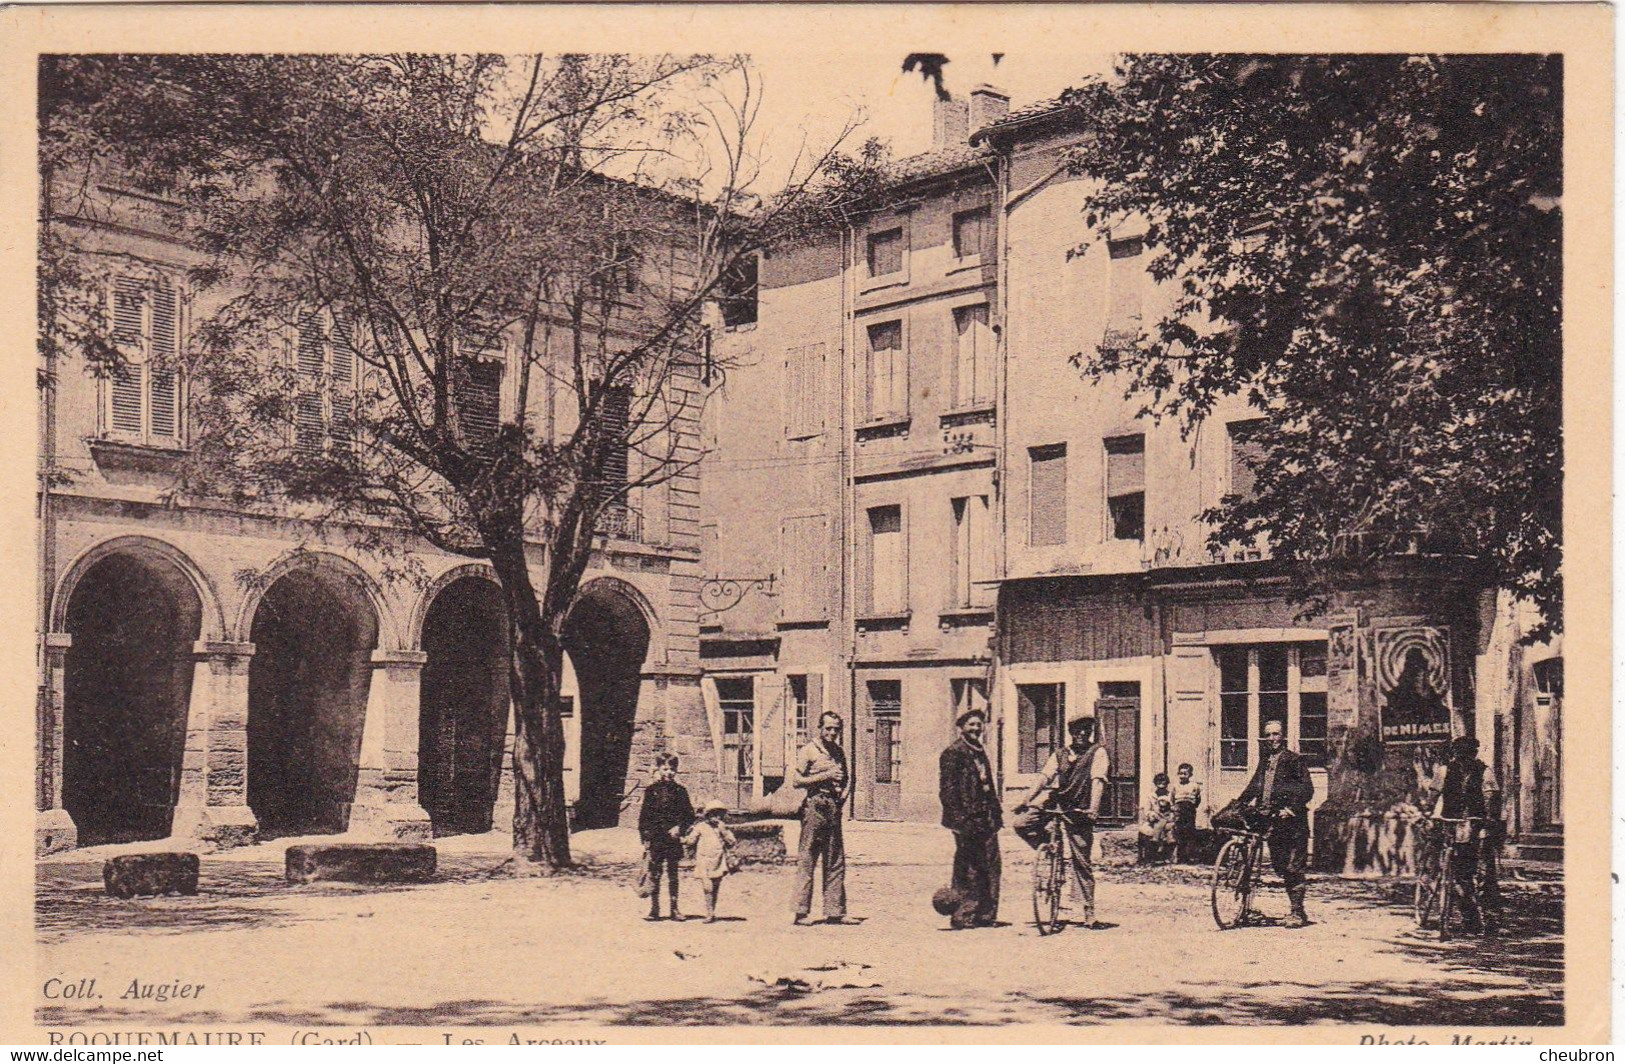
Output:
[
  {"xmin": 969, "ymin": 84, "xmax": 1011, "ymax": 138},
  {"xmin": 932, "ymin": 94, "xmax": 969, "ymax": 151}
]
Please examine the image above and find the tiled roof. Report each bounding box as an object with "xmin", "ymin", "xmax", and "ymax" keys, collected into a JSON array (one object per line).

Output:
[{"xmin": 886, "ymin": 144, "xmax": 994, "ymax": 184}]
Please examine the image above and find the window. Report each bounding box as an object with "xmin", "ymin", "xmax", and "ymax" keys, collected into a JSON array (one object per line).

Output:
[
  {"xmin": 720, "ymin": 254, "xmax": 758, "ymax": 328},
  {"xmin": 1028, "ymin": 443, "xmax": 1068, "ymax": 546},
  {"xmin": 952, "ymin": 207, "xmax": 991, "ymax": 260},
  {"xmin": 866, "ymin": 227, "xmax": 905, "ymax": 277},
  {"xmin": 1017, "ymin": 682, "xmax": 1064, "ymax": 774},
  {"xmin": 1217, "ymin": 642, "xmax": 1330, "ymax": 770},
  {"xmin": 717, "ymin": 678, "xmax": 755, "ymax": 782},
  {"xmin": 868, "ymin": 680, "xmax": 902, "ymax": 784},
  {"xmin": 865, "ymin": 320, "xmax": 907, "ymax": 420},
  {"xmin": 106, "ymin": 274, "xmax": 184, "ymax": 443},
  {"xmin": 293, "ymin": 308, "xmax": 360, "ymax": 455},
  {"xmin": 1105, "ymin": 236, "xmax": 1145, "ymax": 350},
  {"xmin": 779, "ymin": 513, "xmax": 830, "ymax": 621},
  {"xmin": 787, "ymin": 674, "xmax": 823, "ymax": 748},
  {"xmin": 1105, "ymin": 434, "xmax": 1146, "ymax": 542},
  {"xmin": 459, "ymin": 359, "xmax": 503, "ymax": 456},
  {"xmin": 952, "ymin": 678, "xmax": 989, "ymax": 723},
  {"xmin": 591, "ymin": 383, "xmax": 632, "ymax": 526},
  {"xmin": 785, "ymin": 342, "xmax": 826, "ymax": 438},
  {"xmin": 950, "ymin": 495, "xmax": 992, "ymax": 608},
  {"xmin": 952, "ymin": 304, "xmax": 994, "ymax": 408},
  {"xmin": 864, "ymin": 505, "xmax": 906, "ymax": 615},
  {"xmin": 1228, "ymin": 419, "xmax": 1267, "ymax": 501}
]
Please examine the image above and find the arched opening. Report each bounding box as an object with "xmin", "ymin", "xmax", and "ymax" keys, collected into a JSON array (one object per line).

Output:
[
  {"xmin": 561, "ymin": 582, "xmax": 651, "ymax": 830},
  {"xmin": 419, "ymin": 576, "xmax": 510, "ymax": 836},
  {"xmin": 62, "ymin": 551, "xmax": 202, "ymax": 846},
  {"xmin": 247, "ymin": 567, "xmax": 378, "ymax": 837}
]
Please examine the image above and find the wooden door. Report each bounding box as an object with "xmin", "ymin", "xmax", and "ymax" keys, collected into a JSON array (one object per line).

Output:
[
  {"xmin": 860, "ymin": 679, "xmax": 903, "ymax": 821},
  {"xmin": 1094, "ymin": 686, "xmax": 1141, "ymax": 825}
]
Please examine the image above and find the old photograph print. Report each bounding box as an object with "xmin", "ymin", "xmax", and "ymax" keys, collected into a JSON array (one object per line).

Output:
[{"xmin": 16, "ymin": 5, "xmax": 1608, "ymax": 1044}]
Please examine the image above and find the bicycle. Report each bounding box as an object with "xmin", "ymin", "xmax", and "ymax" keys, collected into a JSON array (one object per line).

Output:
[
  {"xmin": 1026, "ymin": 806, "xmax": 1088, "ymax": 935},
  {"xmin": 1413, "ymin": 815, "xmax": 1485, "ymax": 940},
  {"xmin": 1210, "ymin": 808, "xmax": 1274, "ymax": 930}
]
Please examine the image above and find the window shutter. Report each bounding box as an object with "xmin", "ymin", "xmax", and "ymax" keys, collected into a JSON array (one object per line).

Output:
[
  {"xmin": 1105, "ymin": 434, "xmax": 1146, "ymax": 496},
  {"xmin": 1017, "ymin": 687, "xmax": 1037, "ymax": 773},
  {"xmin": 297, "ymin": 313, "xmax": 326, "ymax": 376},
  {"xmin": 759, "ymin": 675, "xmax": 786, "ymax": 777},
  {"xmin": 148, "ymin": 279, "xmax": 179, "ymax": 439},
  {"xmin": 807, "ymin": 673, "xmax": 823, "ymax": 722},
  {"xmin": 461, "ymin": 360, "xmax": 502, "ymax": 455},
  {"xmin": 1029, "ymin": 444, "xmax": 1068, "ymax": 546},
  {"xmin": 109, "ymin": 277, "xmax": 147, "ymax": 435},
  {"xmin": 329, "ymin": 314, "xmax": 358, "ymax": 447},
  {"xmin": 1228, "ymin": 420, "xmax": 1266, "ymax": 500}
]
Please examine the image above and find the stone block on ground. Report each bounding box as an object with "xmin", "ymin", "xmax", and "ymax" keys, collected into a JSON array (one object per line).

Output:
[
  {"xmin": 730, "ymin": 821, "xmax": 788, "ymax": 864},
  {"xmin": 284, "ymin": 842, "xmax": 437, "ymax": 885},
  {"xmin": 103, "ymin": 853, "xmax": 200, "ymax": 899}
]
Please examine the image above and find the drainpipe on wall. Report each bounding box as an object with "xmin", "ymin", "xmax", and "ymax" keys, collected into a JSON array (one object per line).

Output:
[
  {"xmin": 992, "ymin": 145, "xmax": 1013, "ymax": 792},
  {"xmin": 840, "ymin": 221, "xmax": 858, "ymax": 820}
]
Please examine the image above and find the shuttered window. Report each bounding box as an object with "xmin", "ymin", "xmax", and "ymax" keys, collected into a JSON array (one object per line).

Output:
[
  {"xmin": 864, "ymin": 504, "xmax": 905, "ymax": 616},
  {"xmin": 785, "ymin": 342, "xmax": 826, "ymax": 439},
  {"xmin": 780, "ymin": 513, "xmax": 830, "ymax": 621},
  {"xmin": 866, "ymin": 321, "xmax": 906, "ymax": 420},
  {"xmin": 460, "ymin": 360, "xmax": 503, "ymax": 455},
  {"xmin": 1228, "ymin": 419, "xmax": 1267, "ymax": 500},
  {"xmin": 866, "ymin": 227, "xmax": 904, "ymax": 277},
  {"xmin": 1105, "ymin": 433, "xmax": 1145, "ymax": 542},
  {"xmin": 292, "ymin": 309, "xmax": 360, "ymax": 456},
  {"xmin": 1017, "ymin": 682, "xmax": 1064, "ymax": 774},
  {"xmin": 951, "ymin": 495, "xmax": 992, "ymax": 608},
  {"xmin": 952, "ymin": 304, "xmax": 993, "ymax": 408},
  {"xmin": 1028, "ymin": 444, "xmax": 1067, "ymax": 546},
  {"xmin": 952, "ymin": 207, "xmax": 990, "ymax": 260},
  {"xmin": 106, "ymin": 274, "xmax": 184, "ymax": 443},
  {"xmin": 1105, "ymin": 236, "xmax": 1145, "ymax": 350}
]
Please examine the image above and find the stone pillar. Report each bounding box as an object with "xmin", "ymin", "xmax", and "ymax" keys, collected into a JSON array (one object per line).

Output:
[
  {"xmin": 171, "ymin": 641, "xmax": 259, "ymax": 847},
  {"xmin": 491, "ymin": 700, "xmax": 517, "ymax": 834},
  {"xmin": 1312, "ymin": 561, "xmax": 1483, "ymax": 874},
  {"xmin": 350, "ymin": 649, "xmax": 432, "ymax": 842},
  {"xmin": 36, "ymin": 633, "xmax": 77, "ymax": 855}
]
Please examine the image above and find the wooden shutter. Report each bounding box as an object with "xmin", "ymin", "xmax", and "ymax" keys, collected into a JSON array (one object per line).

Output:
[
  {"xmin": 1228, "ymin": 420, "xmax": 1267, "ymax": 499},
  {"xmin": 461, "ymin": 360, "xmax": 502, "ymax": 454},
  {"xmin": 1167, "ymin": 643, "xmax": 1216, "ymax": 818},
  {"xmin": 148, "ymin": 278, "xmax": 180, "ymax": 439},
  {"xmin": 1105, "ymin": 434, "xmax": 1145, "ymax": 497},
  {"xmin": 1029, "ymin": 444, "xmax": 1068, "ymax": 546},
  {"xmin": 806, "ymin": 673, "xmax": 823, "ymax": 724},
  {"xmin": 330, "ymin": 314, "xmax": 357, "ymax": 449},
  {"xmin": 759, "ymin": 674, "xmax": 786, "ymax": 777},
  {"xmin": 109, "ymin": 277, "xmax": 147, "ymax": 435},
  {"xmin": 294, "ymin": 312, "xmax": 325, "ymax": 455},
  {"xmin": 1017, "ymin": 685, "xmax": 1037, "ymax": 773}
]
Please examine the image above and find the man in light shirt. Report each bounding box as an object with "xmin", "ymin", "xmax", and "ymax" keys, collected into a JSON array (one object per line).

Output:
[
  {"xmin": 791, "ymin": 711, "xmax": 856, "ymax": 925},
  {"xmin": 1016, "ymin": 715, "xmax": 1109, "ymax": 928}
]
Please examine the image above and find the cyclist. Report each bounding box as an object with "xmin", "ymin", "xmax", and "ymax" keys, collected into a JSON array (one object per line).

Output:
[
  {"xmin": 1432, "ymin": 735, "xmax": 1499, "ymax": 935},
  {"xmin": 1015, "ymin": 715, "xmax": 1109, "ymax": 928},
  {"xmin": 1236, "ymin": 719, "xmax": 1314, "ymax": 927}
]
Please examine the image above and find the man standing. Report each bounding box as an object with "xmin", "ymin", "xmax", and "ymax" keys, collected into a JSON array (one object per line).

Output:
[
  {"xmin": 1238, "ymin": 719, "xmax": 1315, "ymax": 927},
  {"xmin": 1017, "ymin": 716, "xmax": 1109, "ymax": 927},
  {"xmin": 1433, "ymin": 735, "xmax": 1500, "ymax": 934},
  {"xmin": 938, "ymin": 707, "xmax": 1002, "ymax": 928},
  {"xmin": 791, "ymin": 710, "xmax": 855, "ymax": 925}
]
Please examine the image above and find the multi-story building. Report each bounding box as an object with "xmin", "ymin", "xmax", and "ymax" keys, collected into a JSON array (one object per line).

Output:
[
  {"xmin": 35, "ymin": 175, "xmax": 716, "ymax": 854},
  {"xmin": 703, "ymin": 90, "xmax": 1561, "ymax": 871}
]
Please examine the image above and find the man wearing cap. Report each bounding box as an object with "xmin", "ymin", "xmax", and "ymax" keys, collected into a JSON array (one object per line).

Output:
[
  {"xmin": 1237, "ymin": 718, "xmax": 1315, "ymax": 927},
  {"xmin": 791, "ymin": 710, "xmax": 855, "ymax": 925},
  {"xmin": 1017, "ymin": 715, "xmax": 1110, "ymax": 928},
  {"xmin": 938, "ymin": 706, "xmax": 1002, "ymax": 928},
  {"xmin": 1432, "ymin": 735, "xmax": 1501, "ymax": 934}
]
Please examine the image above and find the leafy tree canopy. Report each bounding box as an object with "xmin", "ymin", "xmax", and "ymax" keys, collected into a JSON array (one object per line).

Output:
[{"xmin": 1065, "ymin": 54, "xmax": 1562, "ymax": 639}]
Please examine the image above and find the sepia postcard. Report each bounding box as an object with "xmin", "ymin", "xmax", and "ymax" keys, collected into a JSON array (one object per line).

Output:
[{"xmin": 0, "ymin": 2, "xmax": 1611, "ymax": 1046}]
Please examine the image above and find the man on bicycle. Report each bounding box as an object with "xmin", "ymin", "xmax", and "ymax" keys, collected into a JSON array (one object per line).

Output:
[
  {"xmin": 1237, "ymin": 719, "xmax": 1314, "ymax": 927},
  {"xmin": 1433, "ymin": 735, "xmax": 1500, "ymax": 935},
  {"xmin": 1015, "ymin": 715, "xmax": 1109, "ymax": 928}
]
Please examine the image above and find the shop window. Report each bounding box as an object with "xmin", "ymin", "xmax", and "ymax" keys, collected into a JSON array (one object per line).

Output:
[
  {"xmin": 1216, "ymin": 642, "xmax": 1330, "ymax": 770},
  {"xmin": 717, "ymin": 678, "xmax": 755, "ymax": 782},
  {"xmin": 1017, "ymin": 682, "xmax": 1064, "ymax": 774}
]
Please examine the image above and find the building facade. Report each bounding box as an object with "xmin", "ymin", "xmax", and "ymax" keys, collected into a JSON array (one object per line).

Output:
[
  {"xmin": 701, "ymin": 92, "xmax": 1560, "ymax": 871},
  {"xmin": 36, "ymin": 180, "xmax": 715, "ymax": 854}
]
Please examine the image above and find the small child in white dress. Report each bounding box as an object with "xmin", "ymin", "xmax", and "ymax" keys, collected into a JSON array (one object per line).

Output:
[{"xmin": 683, "ymin": 800, "xmax": 739, "ymax": 923}]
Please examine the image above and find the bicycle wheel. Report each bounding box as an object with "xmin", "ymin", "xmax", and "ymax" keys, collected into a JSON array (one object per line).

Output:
[
  {"xmin": 1413, "ymin": 849, "xmax": 1441, "ymax": 929},
  {"xmin": 1211, "ymin": 837, "xmax": 1252, "ymax": 930},
  {"xmin": 1032, "ymin": 838, "xmax": 1065, "ymax": 935}
]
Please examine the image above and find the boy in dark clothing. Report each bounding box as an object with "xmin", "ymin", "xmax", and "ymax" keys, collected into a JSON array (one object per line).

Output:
[{"xmin": 639, "ymin": 753, "xmax": 695, "ymax": 921}]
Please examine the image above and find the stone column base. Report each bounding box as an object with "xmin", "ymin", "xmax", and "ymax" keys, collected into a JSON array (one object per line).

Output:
[
  {"xmin": 347, "ymin": 801, "xmax": 434, "ymax": 843},
  {"xmin": 36, "ymin": 808, "xmax": 77, "ymax": 856},
  {"xmin": 171, "ymin": 804, "xmax": 259, "ymax": 850}
]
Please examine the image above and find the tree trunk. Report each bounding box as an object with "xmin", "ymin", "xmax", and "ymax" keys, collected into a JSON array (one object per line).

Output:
[{"xmin": 489, "ymin": 539, "xmax": 573, "ymax": 870}]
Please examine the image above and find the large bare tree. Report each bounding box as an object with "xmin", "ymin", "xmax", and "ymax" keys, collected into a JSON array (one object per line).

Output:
[{"xmin": 40, "ymin": 53, "xmax": 869, "ymax": 869}]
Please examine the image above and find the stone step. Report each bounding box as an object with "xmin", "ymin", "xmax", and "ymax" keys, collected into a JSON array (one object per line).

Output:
[
  {"xmin": 1519, "ymin": 831, "xmax": 1564, "ymax": 847},
  {"xmin": 1511, "ymin": 842, "xmax": 1564, "ymax": 864}
]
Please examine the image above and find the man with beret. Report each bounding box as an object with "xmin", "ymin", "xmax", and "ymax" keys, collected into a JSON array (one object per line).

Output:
[
  {"xmin": 938, "ymin": 707, "xmax": 1002, "ymax": 928},
  {"xmin": 1238, "ymin": 718, "xmax": 1315, "ymax": 927}
]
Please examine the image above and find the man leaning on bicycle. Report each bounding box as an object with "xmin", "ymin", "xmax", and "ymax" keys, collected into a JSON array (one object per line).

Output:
[
  {"xmin": 1432, "ymin": 735, "xmax": 1502, "ymax": 935},
  {"xmin": 1014, "ymin": 715, "xmax": 1109, "ymax": 929},
  {"xmin": 1234, "ymin": 719, "xmax": 1315, "ymax": 928}
]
